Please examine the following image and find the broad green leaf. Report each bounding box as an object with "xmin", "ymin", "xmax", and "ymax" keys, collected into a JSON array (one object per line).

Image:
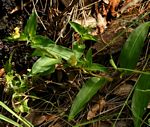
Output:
[
  {"xmin": 24, "ymin": 11, "xmax": 37, "ymax": 38},
  {"xmin": 85, "ymin": 48, "xmax": 92, "ymax": 66},
  {"xmin": 32, "ymin": 49, "xmax": 46, "ymax": 56},
  {"xmin": 85, "ymin": 63, "xmax": 107, "ymax": 72},
  {"xmin": 33, "ymin": 44, "xmax": 75, "ymax": 61},
  {"xmin": 132, "ymin": 74, "xmax": 150, "ymax": 127},
  {"xmin": 72, "ymin": 41, "xmax": 85, "ymax": 60},
  {"xmin": 69, "ymin": 21, "xmax": 88, "ymax": 35},
  {"xmin": 31, "ymin": 35, "xmax": 54, "ymax": 46},
  {"xmin": 119, "ymin": 22, "xmax": 150, "ymax": 71},
  {"xmin": 82, "ymin": 33, "xmax": 97, "ymax": 41},
  {"xmin": 32, "ymin": 56, "xmax": 61, "ymax": 75},
  {"xmin": 68, "ymin": 77, "xmax": 107, "ymax": 120},
  {"xmin": 0, "ymin": 114, "xmax": 22, "ymax": 127}
]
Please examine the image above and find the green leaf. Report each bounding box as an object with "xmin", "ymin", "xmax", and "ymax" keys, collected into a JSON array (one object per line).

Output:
[
  {"xmin": 132, "ymin": 74, "xmax": 150, "ymax": 127},
  {"xmin": 119, "ymin": 22, "xmax": 150, "ymax": 71},
  {"xmin": 31, "ymin": 35, "xmax": 54, "ymax": 46},
  {"xmin": 24, "ymin": 11, "xmax": 37, "ymax": 38},
  {"xmin": 68, "ymin": 77, "xmax": 107, "ymax": 120},
  {"xmin": 82, "ymin": 33, "xmax": 97, "ymax": 41},
  {"xmin": 72, "ymin": 41, "xmax": 85, "ymax": 60},
  {"xmin": 69, "ymin": 21, "xmax": 88, "ymax": 35},
  {"xmin": 85, "ymin": 63, "xmax": 107, "ymax": 72},
  {"xmin": 32, "ymin": 56, "xmax": 61, "ymax": 75},
  {"xmin": 85, "ymin": 48, "xmax": 92, "ymax": 66},
  {"xmin": 0, "ymin": 114, "xmax": 22, "ymax": 127},
  {"xmin": 33, "ymin": 44, "xmax": 75, "ymax": 61},
  {"xmin": 0, "ymin": 101, "xmax": 33, "ymax": 127}
]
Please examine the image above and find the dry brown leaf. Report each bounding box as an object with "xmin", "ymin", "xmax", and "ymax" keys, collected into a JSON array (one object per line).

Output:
[
  {"xmin": 115, "ymin": 121, "xmax": 128, "ymax": 127},
  {"xmin": 0, "ymin": 68, "xmax": 5, "ymax": 78},
  {"xmin": 25, "ymin": 109, "xmax": 58, "ymax": 126},
  {"xmin": 73, "ymin": 17, "xmax": 97, "ymax": 28},
  {"xmin": 107, "ymin": 0, "xmax": 121, "ymax": 17},
  {"xmin": 113, "ymin": 84, "xmax": 133, "ymax": 96},
  {"xmin": 87, "ymin": 98, "xmax": 106, "ymax": 120},
  {"xmin": 32, "ymin": 115, "xmax": 47, "ymax": 126},
  {"xmin": 50, "ymin": 123, "xmax": 62, "ymax": 127},
  {"xmin": 33, "ymin": 114, "xmax": 58, "ymax": 126},
  {"xmin": 89, "ymin": 121, "xmax": 111, "ymax": 127},
  {"xmin": 120, "ymin": 0, "xmax": 142, "ymax": 13},
  {"xmin": 147, "ymin": 102, "xmax": 150, "ymax": 109},
  {"xmin": 97, "ymin": 13, "xmax": 107, "ymax": 33}
]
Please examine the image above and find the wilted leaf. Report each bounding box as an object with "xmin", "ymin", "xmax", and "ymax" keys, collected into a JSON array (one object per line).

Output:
[
  {"xmin": 24, "ymin": 11, "xmax": 37, "ymax": 38},
  {"xmin": 119, "ymin": 22, "xmax": 150, "ymax": 72},
  {"xmin": 113, "ymin": 83, "xmax": 133, "ymax": 96},
  {"xmin": 32, "ymin": 56, "xmax": 61, "ymax": 75},
  {"xmin": 108, "ymin": 0, "xmax": 121, "ymax": 16},
  {"xmin": 132, "ymin": 74, "xmax": 150, "ymax": 127},
  {"xmin": 0, "ymin": 68, "xmax": 5, "ymax": 77},
  {"xmin": 87, "ymin": 98, "xmax": 106, "ymax": 120},
  {"xmin": 68, "ymin": 77, "xmax": 107, "ymax": 120}
]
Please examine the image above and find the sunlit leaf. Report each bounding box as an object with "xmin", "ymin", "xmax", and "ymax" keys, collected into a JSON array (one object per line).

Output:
[
  {"xmin": 68, "ymin": 77, "xmax": 107, "ymax": 120},
  {"xmin": 119, "ymin": 22, "xmax": 150, "ymax": 72},
  {"xmin": 72, "ymin": 41, "xmax": 85, "ymax": 60},
  {"xmin": 31, "ymin": 35, "xmax": 54, "ymax": 46},
  {"xmin": 33, "ymin": 44, "xmax": 75, "ymax": 61},
  {"xmin": 69, "ymin": 21, "xmax": 88, "ymax": 35},
  {"xmin": 24, "ymin": 11, "xmax": 37, "ymax": 38},
  {"xmin": 32, "ymin": 56, "xmax": 61, "ymax": 75},
  {"xmin": 132, "ymin": 74, "xmax": 150, "ymax": 127},
  {"xmin": 82, "ymin": 33, "xmax": 97, "ymax": 41}
]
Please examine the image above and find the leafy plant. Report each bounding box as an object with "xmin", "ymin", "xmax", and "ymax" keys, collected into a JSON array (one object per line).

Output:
[
  {"xmin": 6, "ymin": 10, "xmax": 150, "ymax": 126},
  {"xmin": 3, "ymin": 51, "xmax": 30, "ymax": 114},
  {"xmin": 6, "ymin": 10, "xmax": 106, "ymax": 76},
  {"xmin": 6, "ymin": 10, "xmax": 108, "ymax": 121}
]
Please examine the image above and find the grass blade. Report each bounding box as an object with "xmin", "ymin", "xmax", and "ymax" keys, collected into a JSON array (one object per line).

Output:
[
  {"xmin": 68, "ymin": 77, "xmax": 107, "ymax": 120},
  {"xmin": 0, "ymin": 114, "xmax": 22, "ymax": 127},
  {"xmin": 0, "ymin": 101, "xmax": 33, "ymax": 127}
]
